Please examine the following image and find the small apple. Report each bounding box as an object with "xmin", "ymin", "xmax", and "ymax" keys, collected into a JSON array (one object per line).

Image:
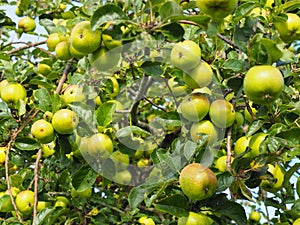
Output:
[
  {"xmin": 214, "ymin": 155, "xmax": 233, "ymax": 172},
  {"xmin": 114, "ymin": 169, "xmax": 132, "ymax": 185},
  {"xmin": 138, "ymin": 216, "xmax": 155, "ymax": 225},
  {"xmin": 183, "ymin": 61, "xmax": 213, "ymax": 88},
  {"xmin": 248, "ymin": 132, "xmax": 268, "ymax": 157},
  {"xmin": 137, "ymin": 158, "xmax": 149, "ymax": 167},
  {"xmin": 37, "ymin": 201, "xmax": 51, "ymax": 212},
  {"xmin": 209, "ymin": 99, "xmax": 236, "ymax": 128},
  {"xmin": 55, "ymin": 41, "xmax": 72, "ymax": 61},
  {"xmin": 234, "ymin": 135, "xmax": 251, "ymax": 157},
  {"xmin": 18, "ymin": 17, "xmax": 36, "ymax": 32},
  {"xmin": 185, "ymin": 211, "xmax": 213, "ymax": 225},
  {"xmin": 249, "ymin": 210, "xmax": 261, "ymax": 222},
  {"xmin": 69, "ymin": 44, "xmax": 86, "ymax": 59},
  {"xmin": 170, "ymin": 40, "xmax": 201, "ymax": 71},
  {"xmin": 293, "ymin": 218, "xmax": 300, "ymax": 225},
  {"xmin": 0, "ymin": 79, "xmax": 9, "ymax": 98},
  {"xmin": 70, "ymin": 21, "xmax": 101, "ymax": 54},
  {"xmin": 190, "ymin": 120, "xmax": 218, "ymax": 145},
  {"xmin": 54, "ymin": 196, "xmax": 69, "ymax": 208},
  {"xmin": 15, "ymin": 190, "xmax": 35, "ymax": 214},
  {"xmin": 31, "ymin": 119, "xmax": 55, "ymax": 144},
  {"xmin": 110, "ymin": 150, "xmax": 130, "ymax": 171},
  {"xmin": 71, "ymin": 186, "xmax": 92, "ymax": 198},
  {"xmin": 51, "ymin": 109, "xmax": 78, "ymax": 134},
  {"xmin": 0, "ymin": 82, "xmax": 26, "ymax": 104},
  {"xmin": 260, "ymin": 164, "xmax": 285, "ymax": 193},
  {"xmin": 275, "ymin": 13, "xmax": 300, "ymax": 43},
  {"xmin": 179, "ymin": 93, "xmax": 210, "ymax": 122},
  {"xmin": 0, "ymin": 147, "xmax": 6, "ymax": 164},
  {"xmin": 62, "ymin": 84, "xmax": 85, "ymax": 104},
  {"xmin": 46, "ymin": 33, "xmax": 68, "ymax": 51},
  {"xmin": 196, "ymin": 0, "xmax": 238, "ymax": 19},
  {"xmin": 167, "ymin": 77, "xmax": 188, "ymax": 97},
  {"xmin": 179, "ymin": 163, "xmax": 217, "ymax": 201},
  {"xmin": 102, "ymin": 34, "xmax": 122, "ymax": 50},
  {"xmin": 37, "ymin": 63, "xmax": 51, "ymax": 76}
]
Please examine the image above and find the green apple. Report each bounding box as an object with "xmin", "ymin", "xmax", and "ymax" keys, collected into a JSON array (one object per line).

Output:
[
  {"xmin": 170, "ymin": 40, "xmax": 201, "ymax": 71},
  {"xmin": 31, "ymin": 119, "xmax": 55, "ymax": 144},
  {"xmin": 249, "ymin": 210, "xmax": 261, "ymax": 222},
  {"xmin": 37, "ymin": 63, "xmax": 51, "ymax": 76},
  {"xmin": 71, "ymin": 186, "xmax": 92, "ymax": 198},
  {"xmin": 89, "ymin": 47, "xmax": 120, "ymax": 71},
  {"xmin": 234, "ymin": 136, "xmax": 251, "ymax": 157},
  {"xmin": 137, "ymin": 158, "xmax": 149, "ymax": 167},
  {"xmin": 110, "ymin": 150, "xmax": 130, "ymax": 171},
  {"xmin": 69, "ymin": 44, "xmax": 86, "ymax": 59},
  {"xmin": 114, "ymin": 169, "xmax": 132, "ymax": 185},
  {"xmin": 55, "ymin": 41, "xmax": 72, "ymax": 61},
  {"xmin": 52, "ymin": 109, "xmax": 78, "ymax": 134},
  {"xmin": 0, "ymin": 82, "xmax": 26, "ymax": 104},
  {"xmin": 46, "ymin": 33, "xmax": 68, "ymax": 51},
  {"xmin": 15, "ymin": 190, "xmax": 34, "ymax": 214},
  {"xmin": 293, "ymin": 218, "xmax": 300, "ymax": 225},
  {"xmin": 196, "ymin": 0, "xmax": 238, "ymax": 19},
  {"xmin": 209, "ymin": 99, "xmax": 236, "ymax": 128},
  {"xmin": 214, "ymin": 155, "xmax": 233, "ymax": 172},
  {"xmin": 179, "ymin": 93, "xmax": 210, "ymax": 122},
  {"xmin": 183, "ymin": 61, "xmax": 213, "ymax": 88},
  {"xmin": 0, "ymin": 195, "xmax": 14, "ymax": 212},
  {"xmin": 70, "ymin": 21, "xmax": 101, "ymax": 54},
  {"xmin": 0, "ymin": 147, "xmax": 6, "ymax": 164},
  {"xmin": 37, "ymin": 201, "xmax": 51, "ymax": 212},
  {"xmin": 190, "ymin": 120, "xmax": 218, "ymax": 145},
  {"xmin": 275, "ymin": 13, "xmax": 300, "ymax": 43},
  {"xmin": 167, "ymin": 77, "xmax": 188, "ymax": 97},
  {"xmin": 179, "ymin": 163, "xmax": 217, "ymax": 201},
  {"xmin": 138, "ymin": 216, "xmax": 155, "ymax": 225},
  {"xmin": 102, "ymin": 34, "xmax": 122, "ymax": 50},
  {"xmin": 0, "ymin": 79, "xmax": 9, "ymax": 98},
  {"xmin": 18, "ymin": 17, "xmax": 36, "ymax": 32},
  {"xmin": 260, "ymin": 164, "xmax": 285, "ymax": 193},
  {"xmin": 186, "ymin": 211, "xmax": 213, "ymax": 225},
  {"xmin": 54, "ymin": 196, "xmax": 69, "ymax": 208},
  {"xmin": 248, "ymin": 132, "xmax": 268, "ymax": 157},
  {"xmin": 62, "ymin": 84, "xmax": 85, "ymax": 104}
]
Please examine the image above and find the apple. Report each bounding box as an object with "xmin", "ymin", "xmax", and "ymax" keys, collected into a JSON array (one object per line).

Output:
[
  {"xmin": 5, "ymin": 187, "xmax": 20, "ymax": 197},
  {"xmin": 185, "ymin": 211, "xmax": 213, "ymax": 225},
  {"xmin": 0, "ymin": 194, "xmax": 14, "ymax": 212},
  {"xmin": 209, "ymin": 99, "xmax": 236, "ymax": 128},
  {"xmin": 138, "ymin": 216, "xmax": 155, "ymax": 225},
  {"xmin": 55, "ymin": 41, "xmax": 72, "ymax": 61},
  {"xmin": 196, "ymin": 0, "xmax": 238, "ymax": 19},
  {"xmin": 260, "ymin": 164, "xmax": 285, "ymax": 193},
  {"xmin": 43, "ymin": 111, "xmax": 53, "ymax": 121},
  {"xmin": 234, "ymin": 111, "xmax": 244, "ymax": 127},
  {"xmin": 62, "ymin": 84, "xmax": 85, "ymax": 104},
  {"xmin": 244, "ymin": 101, "xmax": 257, "ymax": 122},
  {"xmin": 31, "ymin": 119, "xmax": 55, "ymax": 144},
  {"xmin": 293, "ymin": 218, "xmax": 300, "ymax": 225},
  {"xmin": 0, "ymin": 147, "xmax": 6, "ymax": 164},
  {"xmin": 54, "ymin": 196, "xmax": 69, "ymax": 208},
  {"xmin": 248, "ymin": 132, "xmax": 268, "ymax": 157},
  {"xmin": 51, "ymin": 109, "xmax": 78, "ymax": 134},
  {"xmin": 89, "ymin": 47, "xmax": 120, "ymax": 71},
  {"xmin": 167, "ymin": 77, "xmax": 188, "ymax": 97},
  {"xmin": 179, "ymin": 163, "xmax": 217, "ymax": 201},
  {"xmin": 114, "ymin": 169, "xmax": 132, "ymax": 185},
  {"xmin": 243, "ymin": 65, "xmax": 284, "ymax": 105},
  {"xmin": 46, "ymin": 33, "xmax": 68, "ymax": 51},
  {"xmin": 37, "ymin": 63, "xmax": 51, "ymax": 76},
  {"xmin": 71, "ymin": 186, "xmax": 92, "ymax": 198},
  {"xmin": 0, "ymin": 79, "xmax": 9, "ymax": 98},
  {"xmin": 275, "ymin": 13, "xmax": 300, "ymax": 43},
  {"xmin": 170, "ymin": 40, "xmax": 201, "ymax": 71},
  {"xmin": 234, "ymin": 136, "xmax": 251, "ymax": 157},
  {"xmin": 249, "ymin": 210, "xmax": 261, "ymax": 222},
  {"xmin": 102, "ymin": 34, "xmax": 122, "ymax": 50},
  {"xmin": 15, "ymin": 190, "xmax": 34, "ymax": 214},
  {"xmin": 69, "ymin": 44, "xmax": 86, "ymax": 59},
  {"xmin": 214, "ymin": 155, "xmax": 233, "ymax": 172},
  {"xmin": 190, "ymin": 120, "xmax": 218, "ymax": 145},
  {"xmin": 70, "ymin": 21, "xmax": 101, "ymax": 54},
  {"xmin": 41, "ymin": 142, "xmax": 56, "ymax": 158},
  {"xmin": 110, "ymin": 150, "xmax": 130, "ymax": 171},
  {"xmin": 0, "ymin": 82, "xmax": 26, "ymax": 104},
  {"xmin": 183, "ymin": 61, "xmax": 213, "ymax": 88},
  {"xmin": 37, "ymin": 201, "xmax": 51, "ymax": 212},
  {"xmin": 179, "ymin": 93, "xmax": 210, "ymax": 122},
  {"xmin": 137, "ymin": 158, "xmax": 149, "ymax": 167},
  {"xmin": 18, "ymin": 17, "xmax": 36, "ymax": 32}
]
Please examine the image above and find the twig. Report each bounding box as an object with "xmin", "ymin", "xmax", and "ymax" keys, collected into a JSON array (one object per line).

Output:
[
  {"xmin": 33, "ymin": 149, "xmax": 42, "ymax": 222},
  {"xmin": 216, "ymin": 33, "xmax": 243, "ymax": 53},
  {"xmin": 143, "ymin": 96, "xmax": 167, "ymax": 112},
  {"xmin": 244, "ymin": 95, "xmax": 256, "ymax": 121},
  {"xmin": 56, "ymin": 59, "xmax": 73, "ymax": 94},
  {"xmin": 226, "ymin": 127, "xmax": 233, "ymax": 172},
  {"xmin": 4, "ymin": 109, "xmax": 40, "ymax": 223},
  {"xmin": 7, "ymin": 41, "xmax": 47, "ymax": 55}
]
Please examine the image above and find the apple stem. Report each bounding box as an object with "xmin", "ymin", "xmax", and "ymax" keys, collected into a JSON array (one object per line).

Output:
[{"xmin": 33, "ymin": 149, "xmax": 42, "ymax": 223}]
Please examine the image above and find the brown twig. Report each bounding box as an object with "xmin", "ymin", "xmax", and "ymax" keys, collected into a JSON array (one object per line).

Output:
[
  {"xmin": 226, "ymin": 127, "xmax": 233, "ymax": 172},
  {"xmin": 244, "ymin": 95, "xmax": 256, "ymax": 121},
  {"xmin": 7, "ymin": 41, "xmax": 47, "ymax": 55},
  {"xmin": 4, "ymin": 109, "xmax": 40, "ymax": 223},
  {"xmin": 216, "ymin": 33, "xmax": 243, "ymax": 53},
  {"xmin": 33, "ymin": 149, "xmax": 42, "ymax": 222},
  {"xmin": 56, "ymin": 59, "xmax": 73, "ymax": 94}
]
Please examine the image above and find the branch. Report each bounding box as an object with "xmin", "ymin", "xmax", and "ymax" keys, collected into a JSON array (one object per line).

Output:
[
  {"xmin": 33, "ymin": 149, "xmax": 42, "ymax": 223},
  {"xmin": 226, "ymin": 127, "xmax": 233, "ymax": 172},
  {"xmin": 56, "ymin": 59, "xmax": 73, "ymax": 94},
  {"xmin": 216, "ymin": 33, "xmax": 243, "ymax": 53},
  {"xmin": 7, "ymin": 41, "xmax": 47, "ymax": 55}
]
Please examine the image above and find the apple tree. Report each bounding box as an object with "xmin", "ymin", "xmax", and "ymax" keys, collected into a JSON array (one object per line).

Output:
[{"xmin": 0, "ymin": 0, "xmax": 299, "ymax": 224}]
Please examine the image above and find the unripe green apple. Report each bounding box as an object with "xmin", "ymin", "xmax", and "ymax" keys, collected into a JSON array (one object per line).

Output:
[
  {"xmin": 183, "ymin": 61, "xmax": 213, "ymax": 88},
  {"xmin": 167, "ymin": 77, "xmax": 188, "ymax": 97},
  {"xmin": 179, "ymin": 163, "xmax": 217, "ymax": 201},
  {"xmin": 37, "ymin": 63, "xmax": 51, "ymax": 76},
  {"xmin": 46, "ymin": 33, "xmax": 68, "ymax": 51},
  {"xmin": 185, "ymin": 211, "xmax": 213, "ymax": 225},
  {"xmin": 70, "ymin": 21, "xmax": 101, "ymax": 54},
  {"xmin": 31, "ymin": 119, "xmax": 55, "ymax": 144},
  {"xmin": 15, "ymin": 190, "xmax": 34, "ymax": 214},
  {"xmin": 89, "ymin": 47, "xmax": 120, "ymax": 71},
  {"xmin": 196, "ymin": 0, "xmax": 238, "ymax": 19},
  {"xmin": 102, "ymin": 34, "xmax": 122, "ymax": 50},
  {"xmin": 114, "ymin": 169, "xmax": 132, "ymax": 185},
  {"xmin": 209, "ymin": 99, "xmax": 236, "ymax": 128},
  {"xmin": 248, "ymin": 132, "xmax": 268, "ymax": 157},
  {"xmin": 249, "ymin": 210, "xmax": 261, "ymax": 222},
  {"xmin": 110, "ymin": 150, "xmax": 130, "ymax": 171},
  {"xmin": 260, "ymin": 164, "xmax": 285, "ymax": 193},
  {"xmin": 69, "ymin": 44, "xmax": 86, "ymax": 59},
  {"xmin": 62, "ymin": 84, "xmax": 85, "ymax": 104},
  {"xmin": 37, "ymin": 201, "xmax": 51, "ymax": 212},
  {"xmin": 138, "ymin": 216, "xmax": 155, "ymax": 225},
  {"xmin": 52, "ymin": 109, "xmax": 78, "ymax": 134},
  {"xmin": 0, "ymin": 82, "xmax": 26, "ymax": 104},
  {"xmin": 293, "ymin": 218, "xmax": 300, "ymax": 225},
  {"xmin": 55, "ymin": 41, "xmax": 72, "ymax": 61},
  {"xmin": 179, "ymin": 93, "xmax": 210, "ymax": 122},
  {"xmin": 234, "ymin": 136, "xmax": 251, "ymax": 157},
  {"xmin": 0, "ymin": 79, "xmax": 9, "ymax": 98},
  {"xmin": 54, "ymin": 196, "xmax": 69, "ymax": 208},
  {"xmin": 275, "ymin": 13, "xmax": 300, "ymax": 43},
  {"xmin": 214, "ymin": 155, "xmax": 233, "ymax": 172},
  {"xmin": 0, "ymin": 147, "xmax": 6, "ymax": 164},
  {"xmin": 170, "ymin": 40, "xmax": 201, "ymax": 71},
  {"xmin": 190, "ymin": 120, "xmax": 218, "ymax": 145},
  {"xmin": 18, "ymin": 17, "xmax": 36, "ymax": 32}
]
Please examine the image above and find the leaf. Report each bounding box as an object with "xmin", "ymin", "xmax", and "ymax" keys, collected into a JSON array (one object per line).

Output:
[
  {"xmin": 72, "ymin": 164, "xmax": 98, "ymax": 192},
  {"xmin": 233, "ymin": 2, "xmax": 257, "ymax": 22},
  {"xmin": 91, "ymin": 4, "xmax": 128, "ymax": 30},
  {"xmin": 0, "ymin": 102, "xmax": 11, "ymax": 117},
  {"xmin": 129, "ymin": 183, "xmax": 157, "ymax": 209},
  {"xmin": 277, "ymin": 128, "xmax": 300, "ymax": 146},
  {"xmin": 159, "ymin": 23, "xmax": 184, "ymax": 42},
  {"xmin": 141, "ymin": 61, "xmax": 164, "ymax": 76},
  {"xmin": 283, "ymin": 163, "xmax": 300, "ymax": 190},
  {"xmin": 96, "ymin": 102, "xmax": 115, "ymax": 127},
  {"xmin": 0, "ymin": 195, "xmax": 14, "ymax": 212},
  {"xmin": 246, "ymin": 120, "xmax": 265, "ymax": 137},
  {"xmin": 183, "ymin": 140, "xmax": 197, "ymax": 161},
  {"xmin": 216, "ymin": 172, "xmax": 235, "ymax": 192},
  {"xmin": 33, "ymin": 208, "xmax": 55, "ymax": 225},
  {"xmin": 159, "ymin": 1, "xmax": 182, "ymax": 21},
  {"xmin": 33, "ymin": 88, "xmax": 52, "ymax": 112},
  {"xmin": 154, "ymin": 194, "xmax": 189, "ymax": 217},
  {"xmin": 204, "ymin": 194, "xmax": 247, "ymax": 225},
  {"xmin": 223, "ymin": 59, "xmax": 243, "ymax": 72},
  {"xmin": 14, "ymin": 137, "xmax": 40, "ymax": 151},
  {"xmin": 259, "ymin": 38, "xmax": 283, "ymax": 63}
]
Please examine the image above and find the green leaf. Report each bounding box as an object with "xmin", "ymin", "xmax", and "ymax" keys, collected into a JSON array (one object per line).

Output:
[
  {"xmin": 33, "ymin": 208, "xmax": 55, "ymax": 225},
  {"xmin": 277, "ymin": 128, "xmax": 300, "ymax": 145},
  {"xmin": 233, "ymin": 2, "xmax": 257, "ymax": 22},
  {"xmin": 283, "ymin": 163, "xmax": 300, "ymax": 190},
  {"xmin": 0, "ymin": 195, "xmax": 13, "ymax": 212},
  {"xmin": 72, "ymin": 164, "xmax": 98, "ymax": 192},
  {"xmin": 14, "ymin": 137, "xmax": 40, "ymax": 151},
  {"xmin": 154, "ymin": 194, "xmax": 189, "ymax": 217},
  {"xmin": 96, "ymin": 102, "xmax": 115, "ymax": 127},
  {"xmin": 91, "ymin": 4, "xmax": 128, "ymax": 30},
  {"xmin": 278, "ymin": 0, "xmax": 300, "ymax": 12},
  {"xmin": 246, "ymin": 120, "xmax": 265, "ymax": 137},
  {"xmin": 168, "ymin": 15, "xmax": 211, "ymax": 27},
  {"xmin": 141, "ymin": 61, "xmax": 164, "ymax": 76},
  {"xmin": 33, "ymin": 88, "xmax": 52, "ymax": 112},
  {"xmin": 223, "ymin": 59, "xmax": 243, "ymax": 72},
  {"xmin": 159, "ymin": 1, "xmax": 182, "ymax": 21},
  {"xmin": 0, "ymin": 102, "xmax": 11, "ymax": 117},
  {"xmin": 47, "ymin": 207, "xmax": 69, "ymax": 224},
  {"xmin": 18, "ymin": 0, "xmax": 30, "ymax": 11},
  {"xmin": 159, "ymin": 22, "xmax": 184, "ymax": 41},
  {"xmin": 216, "ymin": 172, "xmax": 235, "ymax": 192},
  {"xmin": 259, "ymin": 38, "xmax": 283, "ymax": 63}
]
